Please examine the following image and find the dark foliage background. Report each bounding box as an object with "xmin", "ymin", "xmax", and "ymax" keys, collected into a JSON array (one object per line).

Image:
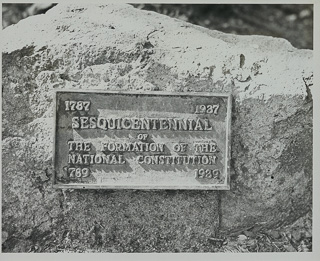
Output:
[
  {"xmin": 2, "ymin": 2, "xmax": 313, "ymax": 253},
  {"xmin": 134, "ymin": 4, "xmax": 313, "ymax": 50}
]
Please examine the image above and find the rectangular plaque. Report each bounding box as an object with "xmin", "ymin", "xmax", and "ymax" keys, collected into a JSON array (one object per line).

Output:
[{"xmin": 53, "ymin": 90, "xmax": 231, "ymax": 190}]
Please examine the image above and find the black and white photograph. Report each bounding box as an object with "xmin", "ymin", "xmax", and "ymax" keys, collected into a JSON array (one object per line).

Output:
[{"xmin": 1, "ymin": 0, "xmax": 318, "ymax": 258}]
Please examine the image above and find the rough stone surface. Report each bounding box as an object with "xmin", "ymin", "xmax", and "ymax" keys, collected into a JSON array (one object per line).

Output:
[{"xmin": 2, "ymin": 4, "xmax": 313, "ymax": 252}]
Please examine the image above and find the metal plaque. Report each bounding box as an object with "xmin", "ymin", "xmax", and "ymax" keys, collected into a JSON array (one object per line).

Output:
[{"xmin": 53, "ymin": 90, "xmax": 231, "ymax": 190}]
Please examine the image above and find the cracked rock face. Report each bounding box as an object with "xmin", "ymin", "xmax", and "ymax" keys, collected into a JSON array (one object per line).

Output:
[{"xmin": 2, "ymin": 4, "xmax": 313, "ymax": 252}]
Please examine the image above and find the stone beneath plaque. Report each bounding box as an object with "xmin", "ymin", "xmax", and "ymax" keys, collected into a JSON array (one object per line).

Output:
[
  {"xmin": 2, "ymin": 3, "xmax": 313, "ymax": 252},
  {"xmin": 54, "ymin": 91, "xmax": 231, "ymax": 189}
]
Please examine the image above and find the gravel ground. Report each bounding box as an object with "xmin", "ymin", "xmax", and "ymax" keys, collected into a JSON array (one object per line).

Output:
[{"xmin": 2, "ymin": 3, "xmax": 313, "ymax": 253}]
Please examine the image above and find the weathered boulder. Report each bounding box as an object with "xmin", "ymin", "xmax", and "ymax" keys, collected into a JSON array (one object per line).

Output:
[{"xmin": 2, "ymin": 4, "xmax": 313, "ymax": 252}]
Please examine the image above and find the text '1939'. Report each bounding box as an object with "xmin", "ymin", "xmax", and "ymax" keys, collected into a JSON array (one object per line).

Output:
[{"xmin": 53, "ymin": 91, "xmax": 231, "ymax": 190}]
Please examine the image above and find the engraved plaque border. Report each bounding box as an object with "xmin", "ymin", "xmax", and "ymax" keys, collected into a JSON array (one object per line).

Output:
[{"xmin": 52, "ymin": 90, "xmax": 232, "ymax": 190}]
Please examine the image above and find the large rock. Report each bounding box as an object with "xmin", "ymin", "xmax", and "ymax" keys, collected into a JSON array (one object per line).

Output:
[{"xmin": 2, "ymin": 4, "xmax": 313, "ymax": 252}]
